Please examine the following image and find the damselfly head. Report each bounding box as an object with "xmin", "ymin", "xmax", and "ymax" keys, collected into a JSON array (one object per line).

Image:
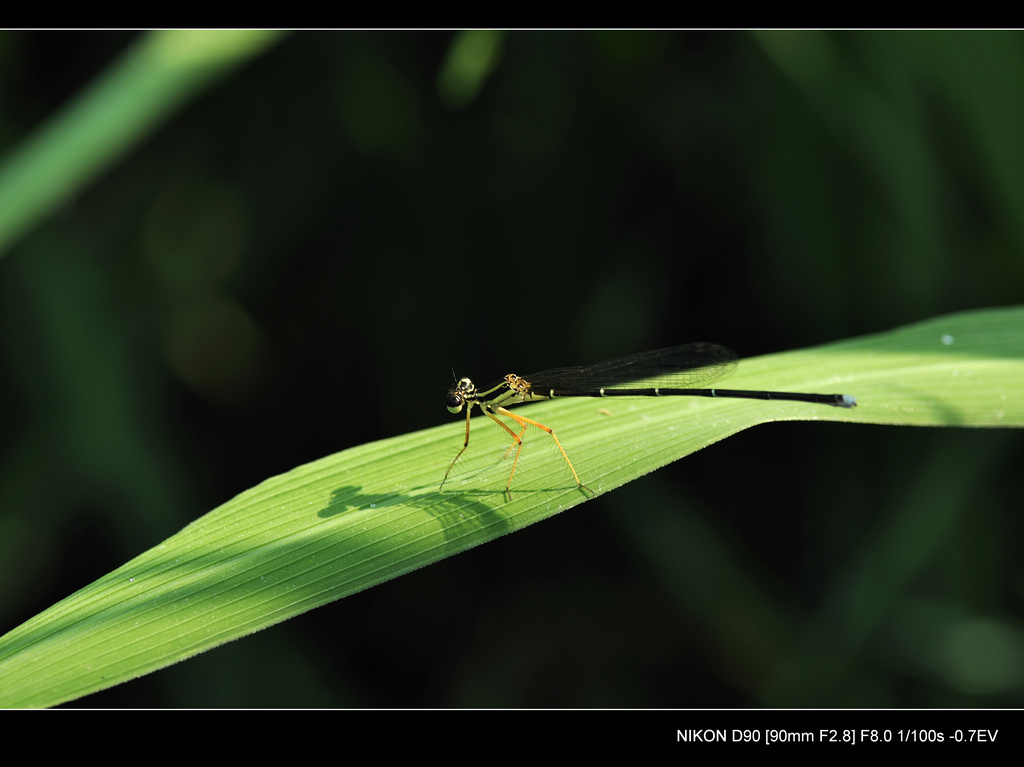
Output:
[{"xmin": 446, "ymin": 378, "xmax": 476, "ymax": 413}]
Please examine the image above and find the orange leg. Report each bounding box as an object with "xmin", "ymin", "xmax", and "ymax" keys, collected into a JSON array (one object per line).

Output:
[
  {"xmin": 443, "ymin": 405, "xmax": 592, "ymax": 497},
  {"xmin": 493, "ymin": 406, "xmax": 589, "ymax": 495},
  {"xmin": 441, "ymin": 407, "xmax": 474, "ymax": 489}
]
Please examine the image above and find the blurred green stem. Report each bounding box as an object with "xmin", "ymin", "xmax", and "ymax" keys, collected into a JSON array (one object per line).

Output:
[{"xmin": 0, "ymin": 30, "xmax": 284, "ymax": 257}]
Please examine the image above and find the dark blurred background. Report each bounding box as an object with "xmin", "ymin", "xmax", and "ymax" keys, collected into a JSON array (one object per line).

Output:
[{"xmin": 1, "ymin": 31, "xmax": 1022, "ymax": 707}]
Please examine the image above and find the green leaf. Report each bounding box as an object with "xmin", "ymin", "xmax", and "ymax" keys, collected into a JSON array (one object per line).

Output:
[{"xmin": 1, "ymin": 306, "xmax": 1022, "ymax": 708}]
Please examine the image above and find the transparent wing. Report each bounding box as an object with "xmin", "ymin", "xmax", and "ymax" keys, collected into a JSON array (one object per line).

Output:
[{"xmin": 523, "ymin": 343, "xmax": 738, "ymax": 390}]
